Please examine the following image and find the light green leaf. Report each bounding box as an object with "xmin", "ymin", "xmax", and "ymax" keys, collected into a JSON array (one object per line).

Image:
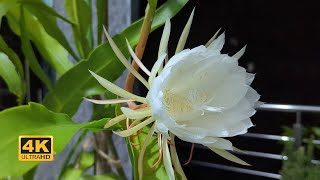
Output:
[
  {"xmin": 43, "ymin": 0, "xmax": 189, "ymax": 116},
  {"xmin": 0, "ymin": 52, "xmax": 25, "ymax": 101},
  {"xmin": 65, "ymin": 0, "xmax": 93, "ymax": 58},
  {"xmin": 0, "ymin": 35, "xmax": 23, "ymax": 76},
  {"xmin": 0, "ymin": 102, "xmax": 108, "ymax": 178},
  {"xmin": 80, "ymin": 174, "xmax": 121, "ymax": 180},
  {"xmin": 96, "ymin": 0, "xmax": 107, "ymax": 45},
  {"xmin": 129, "ymin": 127, "xmax": 170, "ymax": 180},
  {"xmin": 21, "ymin": 0, "xmax": 78, "ymax": 60},
  {"xmin": 20, "ymin": 6, "xmax": 53, "ymax": 90},
  {"xmin": 6, "ymin": 5, "xmax": 73, "ymax": 76}
]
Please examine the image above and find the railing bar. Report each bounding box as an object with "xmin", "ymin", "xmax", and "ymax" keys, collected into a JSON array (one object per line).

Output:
[
  {"xmin": 257, "ymin": 103, "xmax": 320, "ymax": 113},
  {"xmin": 241, "ymin": 133, "xmax": 320, "ymax": 145},
  {"xmin": 189, "ymin": 160, "xmax": 281, "ymax": 179}
]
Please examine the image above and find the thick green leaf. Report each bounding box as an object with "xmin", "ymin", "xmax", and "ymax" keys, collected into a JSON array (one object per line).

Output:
[
  {"xmin": 0, "ymin": 35, "xmax": 23, "ymax": 76},
  {"xmin": 65, "ymin": 0, "xmax": 93, "ymax": 58},
  {"xmin": 0, "ymin": 52, "xmax": 25, "ymax": 100},
  {"xmin": 129, "ymin": 128, "xmax": 170, "ymax": 180},
  {"xmin": 6, "ymin": 5, "xmax": 73, "ymax": 76},
  {"xmin": 0, "ymin": 0, "xmax": 17, "ymax": 26},
  {"xmin": 0, "ymin": 102, "xmax": 108, "ymax": 178},
  {"xmin": 21, "ymin": 0, "xmax": 78, "ymax": 60},
  {"xmin": 43, "ymin": 0, "xmax": 189, "ymax": 116},
  {"xmin": 96, "ymin": 0, "xmax": 107, "ymax": 45},
  {"xmin": 20, "ymin": 6, "xmax": 53, "ymax": 89}
]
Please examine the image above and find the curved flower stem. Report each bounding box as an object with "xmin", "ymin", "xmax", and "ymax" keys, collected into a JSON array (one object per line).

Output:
[
  {"xmin": 169, "ymin": 133, "xmax": 187, "ymax": 180},
  {"xmin": 125, "ymin": 2, "xmax": 158, "ymax": 96},
  {"xmin": 183, "ymin": 143, "xmax": 194, "ymax": 165}
]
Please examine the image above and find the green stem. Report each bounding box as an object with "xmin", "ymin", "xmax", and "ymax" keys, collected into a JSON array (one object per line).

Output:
[{"xmin": 58, "ymin": 129, "xmax": 88, "ymax": 180}]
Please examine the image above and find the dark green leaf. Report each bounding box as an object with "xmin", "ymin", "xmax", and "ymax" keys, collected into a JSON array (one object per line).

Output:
[
  {"xmin": 20, "ymin": 6, "xmax": 53, "ymax": 89},
  {"xmin": 0, "ymin": 35, "xmax": 23, "ymax": 75},
  {"xmin": 43, "ymin": 0, "xmax": 189, "ymax": 116},
  {"xmin": 21, "ymin": 1, "xmax": 78, "ymax": 60},
  {"xmin": 0, "ymin": 0, "xmax": 17, "ymax": 27},
  {"xmin": 96, "ymin": 0, "xmax": 107, "ymax": 45},
  {"xmin": 7, "ymin": 5, "xmax": 73, "ymax": 76},
  {"xmin": 0, "ymin": 52, "xmax": 25, "ymax": 101},
  {"xmin": 0, "ymin": 102, "xmax": 108, "ymax": 178},
  {"xmin": 65, "ymin": 0, "xmax": 93, "ymax": 58}
]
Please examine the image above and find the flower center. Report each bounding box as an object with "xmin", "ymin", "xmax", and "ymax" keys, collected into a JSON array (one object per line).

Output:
[{"xmin": 163, "ymin": 89, "xmax": 193, "ymax": 114}]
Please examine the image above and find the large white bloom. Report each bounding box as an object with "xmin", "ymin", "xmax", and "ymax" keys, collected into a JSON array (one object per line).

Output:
[
  {"xmin": 86, "ymin": 9, "xmax": 260, "ymax": 180},
  {"xmin": 147, "ymin": 39, "xmax": 260, "ymax": 151}
]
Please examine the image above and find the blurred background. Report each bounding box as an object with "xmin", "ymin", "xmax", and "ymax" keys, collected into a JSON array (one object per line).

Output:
[{"xmin": 1, "ymin": 0, "xmax": 320, "ymax": 179}]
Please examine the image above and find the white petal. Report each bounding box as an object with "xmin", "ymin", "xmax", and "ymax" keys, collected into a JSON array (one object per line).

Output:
[
  {"xmin": 232, "ymin": 45, "xmax": 247, "ymax": 59},
  {"xmin": 89, "ymin": 70, "xmax": 147, "ymax": 103},
  {"xmin": 207, "ymin": 32, "xmax": 225, "ymax": 52},
  {"xmin": 205, "ymin": 28, "xmax": 222, "ymax": 47},
  {"xmin": 126, "ymin": 39, "xmax": 151, "ymax": 76},
  {"xmin": 120, "ymin": 107, "xmax": 152, "ymax": 119},
  {"xmin": 175, "ymin": 8, "xmax": 195, "ymax": 54},
  {"xmin": 84, "ymin": 98, "xmax": 134, "ymax": 105},
  {"xmin": 113, "ymin": 117, "xmax": 155, "ymax": 137},
  {"xmin": 208, "ymin": 146, "xmax": 250, "ymax": 166},
  {"xmin": 162, "ymin": 136, "xmax": 175, "ymax": 180}
]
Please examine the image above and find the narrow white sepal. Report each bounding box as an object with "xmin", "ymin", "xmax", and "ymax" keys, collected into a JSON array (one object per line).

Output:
[
  {"xmin": 205, "ymin": 27, "xmax": 222, "ymax": 47},
  {"xmin": 169, "ymin": 134, "xmax": 187, "ymax": 180},
  {"xmin": 162, "ymin": 136, "xmax": 175, "ymax": 180},
  {"xmin": 126, "ymin": 39, "xmax": 151, "ymax": 76},
  {"xmin": 207, "ymin": 32, "xmax": 225, "ymax": 51},
  {"xmin": 84, "ymin": 97, "xmax": 134, "ymax": 105},
  {"xmin": 103, "ymin": 26, "xmax": 150, "ymax": 89},
  {"xmin": 175, "ymin": 8, "xmax": 195, "ymax": 54},
  {"xmin": 120, "ymin": 107, "xmax": 152, "ymax": 119},
  {"xmin": 232, "ymin": 45, "xmax": 247, "ymax": 59},
  {"xmin": 89, "ymin": 70, "xmax": 147, "ymax": 104},
  {"xmin": 208, "ymin": 146, "xmax": 251, "ymax": 166},
  {"xmin": 113, "ymin": 117, "xmax": 155, "ymax": 137},
  {"xmin": 158, "ymin": 18, "xmax": 171, "ymax": 58},
  {"xmin": 138, "ymin": 123, "xmax": 155, "ymax": 180},
  {"xmin": 148, "ymin": 53, "xmax": 166, "ymax": 86},
  {"xmin": 104, "ymin": 114, "xmax": 127, "ymax": 128}
]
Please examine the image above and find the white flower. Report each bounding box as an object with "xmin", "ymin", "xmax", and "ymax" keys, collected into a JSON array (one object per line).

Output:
[
  {"xmin": 147, "ymin": 38, "xmax": 260, "ymax": 151},
  {"xmin": 86, "ymin": 9, "xmax": 260, "ymax": 180}
]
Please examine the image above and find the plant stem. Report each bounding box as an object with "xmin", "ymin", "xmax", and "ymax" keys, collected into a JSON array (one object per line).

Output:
[{"xmin": 125, "ymin": 2, "xmax": 157, "ymax": 97}]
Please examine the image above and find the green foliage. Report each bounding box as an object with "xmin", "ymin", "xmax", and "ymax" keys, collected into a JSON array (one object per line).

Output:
[
  {"xmin": 0, "ymin": 35, "xmax": 23, "ymax": 75},
  {"xmin": 0, "ymin": 102, "xmax": 107, "ymax": 178},
  {"xmin": 0, "ymin": 52, "xmax": 25, "ymax": 101},
  {"xmin": 128, "ymin": 128, "xmax": 170, "ymax": 180},
  {"xmin": 43, "ymin": 0, "xmax": 189, "ymax": 116},
  {"xmin": 65, "ymin": 0, "xmax": 93, "ymax": 58},
  {"xmin": 6, "ymin": 2, "xmax": 73, "ymax": 76},
  {"xmin": 96, "ymin": 0, "xmax": 107, "ymax": 45},
  {"xmin": 20, "ymin": 6, "xmax": 53, "ymax": 89},
  {"xmin": 280, "ymin": 128, "xmax": 320, "ymax": 180}
]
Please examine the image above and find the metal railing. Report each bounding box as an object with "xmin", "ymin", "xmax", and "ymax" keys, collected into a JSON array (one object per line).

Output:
[{"xmin": 187, "ymin": 103, "xmax": 320, "ymax": 179}]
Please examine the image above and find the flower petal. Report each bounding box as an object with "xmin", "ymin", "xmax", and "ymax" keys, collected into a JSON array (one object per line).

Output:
[
  {"xmin": 103, "ymin": 26, "xmax": 150, "ymax": 89},
  {"xmin": 169, "ymin": 133, "xmax": 187, "ymax": 180},
  {"xmin": 207, "ymin": 146, "xmax": 250, "ymax": 166},
  {"xmin": 162, "ymin": 136, "xmax": 175, "ymax": 180},
  {"xmin": 84, "ymin": 98, "xmax": 134, "ymax": 105},
  {"xmin": 89, "ymin": 70, "xmax": 147, "ymax": 103},
  {"xmin": 207, "ymin": 32, "xmax": 225, "ymax": 52},
  {"xmin": 175, "ymin": 8, "xmax": 195, "ymax": 54},
  {"xmin": 126, "ymin": 39, "xmax": 151, "ymax": 76},
  {"xmin": 104, "ymin": 114, "xmax": 127, "ymax": 128},
  {"xmin": 205, "ymin": 28, "xmax": 222, "ymax": 47},
  {"xmin": 113, "ymin": 117, "xmax": 155, "ymax": 137},
  {"xmin": 120, "ymin": 107, "xmax": 152, "ymax": 119},
  {"xmin": 232, "ymin": 45, "xmax": 247, "ymax": 60},
  {"xmin": 148, "ymin": 53, "xmax": 167, "ymax": 86}
]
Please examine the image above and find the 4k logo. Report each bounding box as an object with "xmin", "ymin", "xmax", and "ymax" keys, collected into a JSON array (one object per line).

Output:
[{"xmin": 19, "ymin": 136, "xmax": 53, "ymax": 161}]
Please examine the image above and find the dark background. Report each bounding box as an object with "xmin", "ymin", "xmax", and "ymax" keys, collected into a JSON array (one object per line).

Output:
[{"xmin": 135, "ymin": 0, "xmax": 320, "ymax": 179}]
